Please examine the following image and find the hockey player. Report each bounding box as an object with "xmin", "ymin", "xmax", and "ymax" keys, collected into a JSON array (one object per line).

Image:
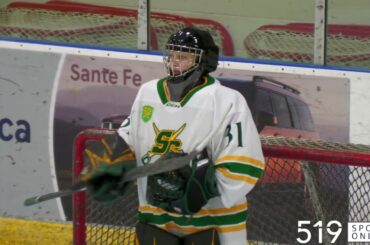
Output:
[{"xmin": 86, "ymin": 27, "xmax": 265, "ymax": 245}]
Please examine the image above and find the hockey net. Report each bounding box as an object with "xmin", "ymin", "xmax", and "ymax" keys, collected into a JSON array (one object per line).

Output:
[
  {"xmin": 0, "ymin": 1, "xmax": 233, "ymax": 56},
  {"xmin": 244, "ymin": 23, "xmax": 370, "ymax": 67},
  {"xmin": 73, "ymin": 128, "xmax": 370, "ymax": 245}
]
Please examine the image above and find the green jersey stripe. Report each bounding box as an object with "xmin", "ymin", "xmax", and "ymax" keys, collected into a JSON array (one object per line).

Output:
[
  {"xmin": 217, "ymin": 162, "xmax": 264, "ymax": 178},
  {"xmin": 180, "ymin": 76, "xmax": 215, "ymax": 106},
  {"xmin": 157, "ymin": 78, "xmax": 168, "ymax": 104},
  {"xmin": 156, "ymin": 76, "xmax": 215, "ymax": 106},
  {"xmin": 139, "ymin": 209, "xmax": 247, "ymax": 227}
]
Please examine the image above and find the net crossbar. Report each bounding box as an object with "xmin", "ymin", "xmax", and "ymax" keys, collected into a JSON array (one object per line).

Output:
[{"xmin": 73, "ymin": 128, "xmax": 370, "ymax": 245}]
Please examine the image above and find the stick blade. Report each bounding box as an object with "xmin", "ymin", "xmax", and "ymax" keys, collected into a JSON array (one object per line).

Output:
[
  {"xmin": 24, "ymin": 196, "xmax": 41, "ymax": 206},
  {"xmin": 23, "ymin": 184, "xmax": 87, "ymax": 207}
]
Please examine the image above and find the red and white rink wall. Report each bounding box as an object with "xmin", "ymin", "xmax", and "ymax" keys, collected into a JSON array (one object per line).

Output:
[{"xmin": 0, "ymin": 39, "xmax": 370, "ymax": 242}]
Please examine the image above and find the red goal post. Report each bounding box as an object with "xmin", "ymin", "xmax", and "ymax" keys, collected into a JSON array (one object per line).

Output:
[{"xmin": 72, "ymin": 128, "xmax": 370, "ymax": 245}]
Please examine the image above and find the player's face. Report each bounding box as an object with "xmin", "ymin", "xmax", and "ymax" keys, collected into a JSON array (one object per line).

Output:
[{"xmin": 168, "ymin": 50, "xmax": 196, "ymax": 76}]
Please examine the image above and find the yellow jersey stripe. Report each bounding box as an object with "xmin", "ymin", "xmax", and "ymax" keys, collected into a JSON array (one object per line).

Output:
[
  {"xmin": 139, "ymin": 202, "xmax": 248, "ymax": 217},
  {"xmin": 163, "ymin": 80, "xmax": 171, "ymax": 100},
  {"xmin": 217, "ymin": 168, "xmax": 258, "ymax": 184},
  {"xmin": 158, "ymin": 221, "xmax": 246, "ymax": 233},
  {"xmin": 195, "ymin": 202, "xmax": 248, "ymax": 216},
  {"xmin": 215, "ymin": 155, "xmax": 265, "ymax": 169}
]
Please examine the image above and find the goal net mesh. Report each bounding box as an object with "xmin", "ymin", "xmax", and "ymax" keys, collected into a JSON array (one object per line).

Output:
[
  {"xmin": 0, "ymin": 1, "xmax": 233, "ymax": 56},
  {"xmin": 73, "ymin": 129, "xmax": 370, "ymax": 245},
  {"xmin": 244, "ymin": 23, "xmax": 370, "ymax": 67}
]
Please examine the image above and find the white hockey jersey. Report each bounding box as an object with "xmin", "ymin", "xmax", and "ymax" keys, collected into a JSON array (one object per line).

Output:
[{"xmin": 117, "ymin": 75, "xmax": 265, "ymax": 245}]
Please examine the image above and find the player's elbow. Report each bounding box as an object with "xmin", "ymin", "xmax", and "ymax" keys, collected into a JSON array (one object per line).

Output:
[{"xmin": 217, "ymin": 184, "xmax": 252, "ymax": 208}]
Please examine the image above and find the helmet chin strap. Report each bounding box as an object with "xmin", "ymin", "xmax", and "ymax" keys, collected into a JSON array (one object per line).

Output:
[{"xmin": 167, "ymin": 67, "xmax": 204, "ymax": 102}]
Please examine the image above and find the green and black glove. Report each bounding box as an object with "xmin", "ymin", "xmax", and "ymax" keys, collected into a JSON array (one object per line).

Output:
[
  {"xmin": 86, "ymin": 160, "xmax": 136, "ymax": 203},
  {"xmin": 83, "ymin": 133, "xmax": 136, "ymax": 204},
  {"xmin": 147, "ymin": 151, "xmax": 219, "ymax": 215}
]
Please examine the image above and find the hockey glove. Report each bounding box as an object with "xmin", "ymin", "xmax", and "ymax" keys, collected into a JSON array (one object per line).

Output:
[
  {"xmin": 83, "ymin": 133, "xmax": 136, "ymax": 204},
  {"xmin": 147, "ymin": 152, "xmax": 219, "ymax": 215}
]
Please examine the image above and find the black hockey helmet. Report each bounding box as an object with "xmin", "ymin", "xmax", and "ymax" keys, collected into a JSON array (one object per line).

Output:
[{"xmin": 164, "ymin": 27, "xmax": 219, "ymax": 80}]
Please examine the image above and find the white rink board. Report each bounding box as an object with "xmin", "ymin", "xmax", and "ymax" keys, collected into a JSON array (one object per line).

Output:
[{"xmin": 1, "ymin": 40, "xmax": 368, "ymax": 143}]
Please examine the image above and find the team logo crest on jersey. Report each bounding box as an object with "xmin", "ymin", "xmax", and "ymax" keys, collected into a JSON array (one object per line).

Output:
[
  {"xmin": 141, "ymin": 123, "xmax": 186, "ymax": 164},
  {"xmin": 151, "ymin": 122, "xmax": 186, "ymax": 155},
  {"xmin": 141, "ymin": 105, "xmax": 154, "ymax": 122}
]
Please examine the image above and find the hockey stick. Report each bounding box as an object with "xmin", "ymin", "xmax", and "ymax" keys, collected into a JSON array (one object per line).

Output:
[
  {"xmin": 23, "ymin": 153, "xmax": 198, "ymax": 206},
  {"xmin": 24, "ymin": 103, "xmax": 232, "ymax": 206}
]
